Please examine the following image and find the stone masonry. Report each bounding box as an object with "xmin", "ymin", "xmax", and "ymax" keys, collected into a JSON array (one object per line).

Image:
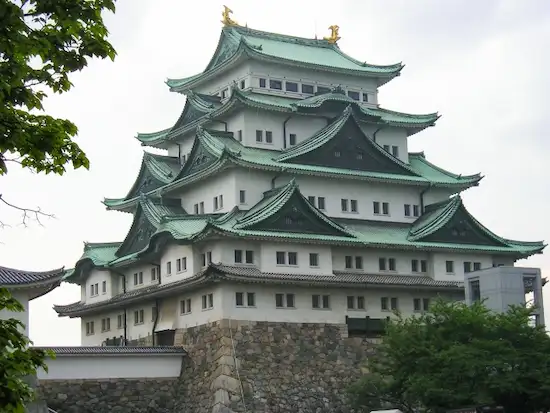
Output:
[
  {"xmin": 173, "ymin": 320, "xmax": 375, "ymax": 413},
  {"xmin": 39, "ymin": 378, "xmax": 177, "ymax": 413}
]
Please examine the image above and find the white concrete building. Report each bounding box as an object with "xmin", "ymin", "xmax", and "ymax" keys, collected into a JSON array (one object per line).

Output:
[
  {"xmin": 53, "ymin": 11, "xmax": 545, "ymax": 346},
  {"xmin": 0, "ymin": 266, "xmax": 63, "ymax": 337}
]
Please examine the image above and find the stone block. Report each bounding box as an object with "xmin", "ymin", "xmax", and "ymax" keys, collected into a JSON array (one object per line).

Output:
[{"xmin": 210, "ymin": 374, "xmax": 241, "ymax": 393}]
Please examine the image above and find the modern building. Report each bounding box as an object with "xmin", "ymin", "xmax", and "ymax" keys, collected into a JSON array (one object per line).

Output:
[
  {"xmin": 53, "ymin": 9, "xmax": 545, "ymax": 346},
  {"xmin": 0, "ymin": 265, "xmax": 64, "ymax": 337}
]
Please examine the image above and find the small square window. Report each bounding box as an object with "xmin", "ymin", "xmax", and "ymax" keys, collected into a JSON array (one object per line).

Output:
[
  {"xmin": 276, "ymin": 251, "xmax": 286, "ymax": 265},
  {"xmin": 259, "ymin": 78, "xmax": 266, "ymax": 88},
  {"xmin": 234, "ymin": 250, "xmax": 243, "ymax": 263},
  {"xmin": 289, "ymin": 133, "xmax": 297, "ymax": 146},
  {"xmin": 302, "ymin": 84, "xmax": 314, "ymax": 94},
  {"xmin": 348, "ymin": 91, "xmax": 360, "ymax": 101},
  {"xmin": 269, "ymin": 79, "xmax": 282, "ymax": 90},
  {"xmin": 308, "ymin": 195, "xmax": 316, "ymax": 204},
  {"xmin": 288, "ymin": 252, "xmax": 298, "ymax": 266},
  {"xmin": 383, "ymin": 144, "xmax": 390, "ymax": 152},
  {"xmin": 265, "ymin": 131, "xmax": 273, "ymax": 143},
  {"xmin": 446, "ymin": 260, "xmax": 454, "ymax": 273},
  {"xmin": 285, "ymin": 81, "xmax": 298, "ymax": 92},
  {"xmin": 473, "ymin": 262, "xmax": 481, "ymax": 271},
  {"xmin": 255, "ymin": 130, "xmax": 263, "ymax": 142},
  {"xmin": 309, "ymin": 253, "xmax": 319, "ymax": 267},
  {"xmin": 317, "ymin": 197, "xmax": 326, "ymax": 210}
]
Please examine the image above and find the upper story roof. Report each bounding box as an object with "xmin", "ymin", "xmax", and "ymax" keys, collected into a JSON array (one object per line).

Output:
[{"xmin": 166, "ymin": 22, "xmax": 403, "ymax": 93}]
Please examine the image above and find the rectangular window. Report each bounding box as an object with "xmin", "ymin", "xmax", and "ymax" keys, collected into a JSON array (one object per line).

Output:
[
  {"xmin": 132, "ymin": 273, "xmax": 138, "ymax": 286},
  {"xmin": 383, "ymin": 144, "xmax": 390, "ymax": 152},
  {"xmin": 470, "ymin": 280, "xmax": 481, "ymax": 302},
  {"xmin": 357, "ymin": 296, "xmax": 365, "ymax": 309},
  {"xmin": 220, "ymin": 89, "xmax": 227, "ymax": 99},
  {"xmin": 265, "ymin": 131, "xmax": 273, "ymax": 143},
  {"xmin": 421, "ymin": 260, "xmax": 427, "ymax": 272},
  {"xmin": 413, "ymin": 205, "xmax": 420, "ymax": 217},
  {"xmin": 464, "ymin": 261, "xmax": 471, "ymax": 273},
  {"xmin": 473, "ymin": 262, "xmax": 481, "ymax": 271},
  {"xmin": 194, "ymin": 204, "xmax": 199, "ymax": 214},
  {"xmin": 347, "ymin": 296, "xmax": 355, "ymax": 309},
  {"xmin": 276, "ymin": 251, "xmax": 286, "ymax": 265},
  {"xmin": 302, "ymin": 84, "xmax": 314, "ymax": 94},
  {"xmin": 139, "ymin": 272, "xmax": 143, "ymax": 284},
  {"xmin": 206, "ymin": 251, "xmax": 212, "ymax": 264},
  {"xmin": 237, "ymin": 130, "xmax": 243, "ymax": 141},
  {"xmin": 151, "ymin": 267, "xmax": 157, "ymax": 282},
  {"xmin": 317, "ymin": 86, "xmax": 331, "ymax": 94},
  {"xmin": 379, "ymin": 258, "xmax": 386, "ymax": 271},
  {"xmin": 317, "ymin": 197, "xmax": 326, "ymax": 210},
  {"xmin": 101, "ymin": 281, "xmax": 106, "ymax": 294},
  {"xmin": 259, "ymin": 78, "xmax": 266, "ymax": 88},
  {"xmin": 289, "ymin": 133, "xmax": 297, "ymax": 146},
  {"xmin": 288, "ymin": 252, "xmax": 298, "ymax": 266},
  {"xmin": 239, "ymin": 190, "xmax": 246, "ymax": 204},
  {"xmin": 234, "ymin": 249, "xmax": 243, "ymax": 263},
  {"xmin": 411, "ymin": 259, "xmax": 419, "ymax": 272},
  {"xmin": 202, "ymin": 293, "xmax": 214, "ymax": 310},
  {"xmin": 176, "ymin": 258, "xmax": 182, "ymax": 272},
  {"xmin": 182, "ymin": 257, "xmax": 187, "ymax": 271},
  {"xmin": 208, "ymin": 293, "xmax": 213, "ymax": 308},
  {"xmin": 446, "ymin": 260, "xmax": 454, "ymax": 273},
  {"xmin": 390, "ymin": 297, "xmax": 398, "ymax": 310},
  {"xmin": 269, "ymin": 79, "xmax": 282, "ymax": 90},
  {"xmin": 219, "ymin": 195, "xmax": 224, "ymax": 209},
  {"xmin": 180, "ymin": 298, "xmax": 192, "ymax": 314},
  {"xmin": 348, "ymin": 90, "xmax": 360, "ymax": 101},
  {"xmin": 388, "ymin": 258, "xmax": 396, "ymax": 271},
  {"xmin": 391, "ymin": 146, "xmax": 399, "ymax": 157},
  {"xmin": 404, "ymin": 204, "xmax": 411, "ymax": 217},
  {"xmin": 423, "ymin": 298, "xmax": 430, "ymax": 311},
  {"xmin": 413, "ymin": 298, "xmax": 421, "ymax": 312},
  {"xmin": 373, "ymin": 201, "xmax": 380, "ymax": 214},
  {"xmin": 245, "ymin": 250, "xmax": 254, "ymax": 264},
  {"xmin": 275, "ymin": 293, "xmax": 295, "ymax": 308},
  {"xmin": 247, "ymin": 292, "xmax": 255, "ymax": 306},
  {"xmin": 134, "ymin": 309, "xmax": 144, "ymax": 325},
  {"xmin": 285, "ymin": 81, "xmax": 298, "ymax": 92},
  {"xmin": 199, "ymin": 202, "xmax": 204, "ymax": 214},
  {"xmin": 151, "ymin": 306, "xmax": 158, "ymax": 322},
  {"xmin": 167, "ymin": 261, "xmax": 172, "ymax": 275},
  {"xmin": 86, "ymin": 321, "xmax": 95, "ymax": 335},
  {"xmin": 362, "ymin": 93, "xmax": 369, "ymax": 102},
  {"xmin": 355, "ymin": 256, "xmax": 363, "ymax": 269},
  {"xmin": 240, "ymin": 80, "xmax": 245, "ymax": 89},
  {"xmin": 345, "ymin": 255, "xmax": 353, "ymax": 269},
  {"xmin": 200, "ymin": 253, "xmax": 206, "ymax": 267},
  {"xmin": 350, "ymin": 199, "xmax": 358, "ymax": 212},
  {"xmin": 341, "ymin": 198, "xmax": 349, "ymax": 212},
  {"xmin": 236, "ymin": 292, "xmax": 244, "ymax": 306},
  {"xmin": 309, "ymin": 253, "xmax": 319, "ymax": 267},
  {"xmin": 255, "ymin": 130, "xmax": 263, "ymax": 142},
  {"xmin": 101, "ymin": 318, "xmax": 110, "ymax": 332},
  {"xmin": 382, "ymin": 202, "xmax": 390, "ymax": 215},
  {"xmin": 348, "ymin": 296, "xmax": 365, "ymax": 309},
  {"xmin": 117, "ymin": 314, "xmax": 123, "ymax": 329},
  {"xmin": 312, "ymin": 294, "xmax": 330, "ymax": 309},
  {"xmin": 381, "ymin": 297, "xmax": 389, "ymax": 311},
  {"xmin": 308, "ymin": 195, "xmax": 316, "ymax": 204},
  {"xmin": 213, "ymin": 196, "xmax": 219, "ymax": 211}
]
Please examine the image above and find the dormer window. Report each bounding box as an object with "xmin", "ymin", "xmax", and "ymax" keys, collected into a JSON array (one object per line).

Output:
[
  {"xmin": 285, "ymin": 82, "xmax": 298, "ymax": 92},
  {"xmin": 348, "ymin": 91, "xmax": 360, "ymax": 101},
  {"xmin": 269, "ymin": 79, "xmax": 282, "ymax": 90},
  {"xmin": 302, "ymin": 84, "xmax": 314, "ymax": 94}
]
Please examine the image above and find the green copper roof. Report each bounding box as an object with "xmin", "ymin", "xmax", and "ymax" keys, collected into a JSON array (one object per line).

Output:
[
  {"xmin": 63, "ymin": 242, "xmax": 121, "ymax": 283},
  {"xmin": 138, "ymin": 89, "xmax": 439, "ymax": 147},
  {"xmin": 136, "ymin": 92, "xmax": 222, "ymax": 145},
  {"xmin": 103, "ymin": 152, "xmax": 180, "ymax": 210},
  {"xmin": 275, "ymin": 105, "xmax": 420, "ymax": 176},
  {"xmin": 166, "ymin": 26, "xmax": 403, "ymax": 92}
]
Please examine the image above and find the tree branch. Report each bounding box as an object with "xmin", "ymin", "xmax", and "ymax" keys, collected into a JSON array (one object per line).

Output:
[{"xmin": 0, "ymin": 194, "xmax": 55, "ymax": 228}]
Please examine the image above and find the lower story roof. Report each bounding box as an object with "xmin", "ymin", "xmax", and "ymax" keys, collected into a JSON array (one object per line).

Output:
[{"xmin": 33, "ymin": 346, "xmax": 186, "ymax": 355}]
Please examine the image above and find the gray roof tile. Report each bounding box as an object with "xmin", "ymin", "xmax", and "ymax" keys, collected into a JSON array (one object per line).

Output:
[
  {"xmin": 0, "ymin": 266, "xmax": 65, "ymax": 286},
  {"xmin": 32, "ymin": 346, "xmax": 186, "ymax": 355}
]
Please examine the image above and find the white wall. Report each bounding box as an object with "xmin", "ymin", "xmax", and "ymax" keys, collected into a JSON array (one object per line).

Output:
[
  {"xmin": 361, "ymin": 124, "xmax": 409, "ymax": 163},
  {"xmin": 430, "ymin": 252, "xmax": 494, "ymax": 281},
  {"xmin": 0, "ymin": 289, "xmax": 29, "ymax": 337},
  {"xmin": 38, "ymin": 354, "xmax": 182, "ymax": 380},
  {"xmin": 178, "ymin": 171, "xmax": 238, "ymax": 215}
]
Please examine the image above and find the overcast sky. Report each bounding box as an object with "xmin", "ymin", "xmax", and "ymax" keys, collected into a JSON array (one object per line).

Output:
[{"xmin": 1, "ymin": 0, "xmax": 549, "ymax": 346}]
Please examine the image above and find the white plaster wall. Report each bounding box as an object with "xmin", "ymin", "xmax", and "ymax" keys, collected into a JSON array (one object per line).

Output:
[
  {"xmin": 127, "ymin": 301, "xmax": 157, "ymax": 342},
  {"xmin": 179, "ymin": 170, "xmax": 237, "ymax": 215},
  {"xmin": 220, "ymin": 283, "xmax": 455, "ymax": 324},
  {"xmin": 81, "ymin": 309, "xmax": 124, "ymax": 346},
  {"xmin": 361, "ymin": 124, "xmax": 409, "ymax": 163},
  {"xmin": 122, "ymin": 264, "xmax": 159, "ymax": 294},
  {"xmin": 1, "ymin": 289, "xmax": 29, "ymax": 337},
  {"xmin": 424, "ymin": 187, "xmax": 457, "ymax": 206},
  {"xmin": 430, "ymin": 252, "xmax": 494, "ymax": 281},
  {"xmin": 194, "ymin": 63, "xmax": 252, "ymax": 96},
  {"xmin": 161, "ymin": 244, "xmax": 197, "ymax": 284},
  {"xmin": 332, "ymin": 247, "xmax": 430, "ymax": 274},
  {"xmin": 173, "ymin": 285, "xmax": 224, "ymax": 329},
  {"xmin": 83, "ymin": 269, "xmax": 114, "ymax": 304},
  {"xmin": 260, "ymin": 242, "xmax": 333, "ymax": 275},
  {"xmin": 37, "ymin": 354, "xmax": 182, "ymax": 380}
]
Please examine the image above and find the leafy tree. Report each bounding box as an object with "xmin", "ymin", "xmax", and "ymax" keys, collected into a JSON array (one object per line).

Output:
[
  {"xmin": 348, "ymin": 299, "xmax": 550, "ymax": 413},
  {"xmin": 0, "ymin": 0, "xmax": 116, "ymax": 225},
  {"xmin": 0, "ymin": 287, "xmax": 54, "ymax": 412}
]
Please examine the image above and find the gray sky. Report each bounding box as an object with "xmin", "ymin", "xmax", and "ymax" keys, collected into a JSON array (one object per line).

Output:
[{"xmin": 1, "ymin": 0, "xmax": 549, "ymax": 346}]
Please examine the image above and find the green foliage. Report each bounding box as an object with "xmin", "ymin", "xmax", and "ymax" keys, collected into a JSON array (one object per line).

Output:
[
  {"xmin": 0, "ymin": 287, "xmax": 54, "ymax": 412},
  {"xmin": 349, "ymin": 299, "xmax": 550, "ymax": 413},
  {"xmin": 0, "ymin": 0, "xmax": 117, "ymax": 176}
]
